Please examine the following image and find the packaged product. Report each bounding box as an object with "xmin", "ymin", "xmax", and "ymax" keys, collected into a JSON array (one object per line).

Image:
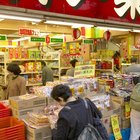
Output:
[
  {"xmin": 35, "ymin": 62, "xmax": 42, "ymax": 71},
  {"xmin": 28, "ymin": 62, "xmax": 34, "ymax": 72},
  {"xmin": 35, "ymin": 51, "xmax": 41, "ymax": 59},
  {"xmin": 8, "ymin": 48, "xmax": 14, "ymax": 59},
  {"xmin": 28, "ymin": 51, "xmax": 36, "ymax": 59}
]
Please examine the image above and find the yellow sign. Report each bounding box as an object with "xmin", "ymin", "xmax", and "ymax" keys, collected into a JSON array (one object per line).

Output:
[
  {"xmin": 74, "ymin": 64, "xmax": 95, "ymax": 78},
  {"xmin": 111, "ymin": 115, "xmax": 122, "ymax": 140},
  {"xmin": 125, "ymin": 102, "xmax": 131, "ymax": 119}
]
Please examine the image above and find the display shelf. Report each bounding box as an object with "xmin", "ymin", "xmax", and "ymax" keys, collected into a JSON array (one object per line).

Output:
[
  {"xmin": 42, "ymin": 59, "xmax": 59, "ymax": 61},
  {"xmin": 20, "ymin": 71, "xmax": 42, "ymax": 75},
  {"xmin": 26, "ymin": 83, "xmax": 42, "ymax": 87},
  {"xmin": 60, "ymin": 67, "xmax": 71, "ymax": 70},
  {"xmin": 8, "ymin": 59, "xmax": 41, "ymax": 62},
  {"xmin": 121, "ymin": 63, "xmax": 131, "ymax": 66},
  {"xmin": 96, "ymin": 69, "xmax": 113, "ymax": 71}
]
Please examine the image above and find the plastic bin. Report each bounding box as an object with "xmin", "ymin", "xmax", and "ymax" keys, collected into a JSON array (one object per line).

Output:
[
  {"xmin": 0, "ymin": 103, "xmax": 11, "ymax": 118},
  {"xmin": 0, "ymin": 117, "xmax": 25, "ymax": 140}
]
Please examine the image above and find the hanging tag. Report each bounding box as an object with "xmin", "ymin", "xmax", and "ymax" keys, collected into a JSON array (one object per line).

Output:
[{"xmin": 111, "ymin": 115, "xmax": 122, "ymax": 140}]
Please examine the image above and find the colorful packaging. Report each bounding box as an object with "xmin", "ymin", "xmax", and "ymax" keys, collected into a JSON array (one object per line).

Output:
[
  {"xmin": 28, "ymin": 62, "xmax": 34, "ymax": 72},
  {"xmin": 35, "ymin": 51, "xmax": 41, "ymax": 59},
  {"xmin": 36, "ymin": 62, "xmax": 42, "ymax": 71},
  {"xmin": 28, "ymin": 51, "xmax": 36, "ymax": 59},
  {"xmin": 9, "ymin": 48, "xmax": 14, "ymax": 59}
]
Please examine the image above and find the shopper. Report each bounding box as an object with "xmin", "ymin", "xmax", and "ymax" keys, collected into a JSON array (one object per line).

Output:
[
  {"xmin": 125, "ymin": 57, "xmax": 140, "ymax": 74},
  {"xmin": 41, "ymin": 61, "xmax": 53, "ymax": 86},
  {"xmin": 129, "ymin": 76, "xmax": 140, "ymax": 140},
  {"xmin": 51, "ymin": 84, "xmax": 109, "ymax": 140},
  {"xmin": 66, "ymin": 59, "xmax": 78, "ymax": 77},
  {"xmin": 5, "ymin": 63, "xmax": 26, "ymax": 99}
]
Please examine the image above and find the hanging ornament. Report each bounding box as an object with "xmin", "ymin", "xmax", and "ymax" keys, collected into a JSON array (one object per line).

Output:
[
  {"xmin": 103, "ymin": 30, "xmax": 111, "ymax": 41},
  {"xmin": 73, "ymin": 28, "xmax": 81, "ymax": 39}
]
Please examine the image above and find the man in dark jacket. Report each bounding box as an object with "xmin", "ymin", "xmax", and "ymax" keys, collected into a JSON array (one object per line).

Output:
[
  {"xmin": 41, "ymin": 61, "xmax": 53, "ymax": 86},
  {"xmin": 51, "ymin": 84, "xmax": 109, "ymax": 140}
]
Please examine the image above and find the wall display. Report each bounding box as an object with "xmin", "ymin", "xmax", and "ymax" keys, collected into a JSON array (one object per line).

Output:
[{"xmin": 1, "ymin": 0, "xmax": 140, "ymax": 24}]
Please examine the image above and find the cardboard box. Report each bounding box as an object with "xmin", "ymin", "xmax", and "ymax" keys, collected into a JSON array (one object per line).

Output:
[
  {"xmin": 26, "ymin": 125, "xmax": 52, "ymax": 140},
  {"xmin": 12, "ymin": 106, "xmax": 45, "ymax": 120},
  {"xmin": 101, "ymin": 101, "xmax": 121, "ymax": 118},
  {"xmin": 121, "ymin": 118, "xmax": 130, "ymax": 129},
  {"xmin": 9, "ymin": 96, "xmax": 47, "ymax": 110},
  {"xmin": 102, "ymin": 115, "xmax": 121, "ymax": 134}
]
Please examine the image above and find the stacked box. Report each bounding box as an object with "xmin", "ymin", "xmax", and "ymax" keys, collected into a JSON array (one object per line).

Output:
[
  {"xmin": 26, "ymin": 124, "xmax": 52, "ymax": 140},
  {"xmin": 9, "ymin": 95, "xmax": 47, "ymax": 120},
  {"xmin": 101, "ymin": 101, "xmax": 121, "ymax": 134}
]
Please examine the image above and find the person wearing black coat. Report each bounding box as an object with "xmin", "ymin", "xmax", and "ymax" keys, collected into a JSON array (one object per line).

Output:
[{"xmin": 51, "ymin": 84, "xmax": 109, "ymax": 140}]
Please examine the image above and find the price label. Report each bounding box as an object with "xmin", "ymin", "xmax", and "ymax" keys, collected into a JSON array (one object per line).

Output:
[
  {"xmin": 111, "ymin": 115, "xmax": 122, "ymax": 140},
  {"xmin": 125, "ymin": 102, "xmax": 131, "ymax": 118}
]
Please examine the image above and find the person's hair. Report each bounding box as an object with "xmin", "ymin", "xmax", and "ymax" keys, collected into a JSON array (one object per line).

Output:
[
  {"xmin": 70, "ymin": 59, "xmax": 78, "ymax": 68},
  {"xmin": 7, "ymin": 63, "xmax": 21, "ymax": 75},
  {"xmin": 133, "ymin": 76, "xmax": 140, "ymax": 85},
  {"xmin": 51, "ymin": 84, "xmax": 72, "ymax": 102},
  {"xmin": 131, "ymin": 57, "xmax": 137, "ymax": 63},
  {"xmin": 41, "ymin": 61, "xmax": 46, "ymax": 66}
]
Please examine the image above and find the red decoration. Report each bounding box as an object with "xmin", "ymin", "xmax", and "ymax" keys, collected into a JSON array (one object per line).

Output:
[
  {"xmin": 46, "ymin": 35, "xmax": 50, "ymax": 44},
  {"xmin": 103, "ymin": 30, "xmax": 111, "ymax": 41},
  {"xmin": 73, "ymin": 28, "xmax": 81, "ymax": 39}
]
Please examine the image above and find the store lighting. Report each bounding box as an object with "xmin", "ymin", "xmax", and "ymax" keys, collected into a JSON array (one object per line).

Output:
[
  {"xmin": 97, "ymin": 26, "xmax": 131, "ymax": 31},
  {"xmin": 12, "ymin": 37, "xmax": 30, "ymax": 42},
  {"xmin": 132, "ymin": 29, "xmax": 140, "ymax": 33},
  {"xmin": 0, "ymin": 14, "xmax": 42, "ymax": 22},
  {"xmin": 0, "ymin": 19, "xmax": 4, "ymax": 22},
  {"xmin": 44, "ymin": 20, "xmax": 94, "ymax": 28}
]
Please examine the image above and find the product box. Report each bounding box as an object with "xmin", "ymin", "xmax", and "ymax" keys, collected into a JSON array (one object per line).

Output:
[
  {"xmin": 21, "ymin": 48, "xmax": 28, "ymax": 59},
  {"xmin": 12, "ymin": 106, "xmax": 45, "ymax": 120},
  {"xmin": 28, "ymin": 62, "xmax": 34, "ymax": 72},
  {"xmin": 9, "ymin": 95, "xmax": 47, "ymax": 110},
  {"xmin": 35, "ymin": 51, "xmax": 41, "ymax": 59},
  {"xmin": 8, "ymin": 48, "xmax": 14, "ymax": 59},
  {"xmin": 26, "ymin": 124, "xmax": 52, "ymax": 140},
  {"xmin": 28, "ymin": 51, "xmax": 36, "ymax": 59},
  {"xmin": 35, "ymin": 62, "xmax": 42, "ymax": 71},
  {"xmin": 101, "ymin": 115, "xmax": 121, "ymax": 134},
  {"xmin": 121, "ymin": 118, "xmax": 130, "ymax": 129},
  {"xmin": 101, "ymin": 101, "xmax": 121, "ymax": 118}
]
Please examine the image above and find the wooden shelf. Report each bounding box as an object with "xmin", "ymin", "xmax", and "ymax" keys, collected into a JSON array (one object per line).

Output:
[
  {"xmin": 96, "ymin": 69, "xmax": 113, "ymax": 71},
  {"xmin": 20, "ymin": 71, "xmax": 42, "ymax": 74},
  {"xmin": 8, "ymin": 59, "xmax": 42, "ymax": 62},
  {"xmin": 43, "ymin": 59, "xmax": 59, "ymax": 61},
  {"xmin": 26, "ymin": 83, "xmax": 42, "ymax": 87}
]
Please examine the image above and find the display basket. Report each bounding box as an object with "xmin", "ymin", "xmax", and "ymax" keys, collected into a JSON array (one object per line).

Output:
[
  {"xmin": 0, "ymin": 117, "xmax": 25, "ymax": 140},
  {"xmin": 0, "ymin": 103, "xmax": 11, "ymax": 118}
]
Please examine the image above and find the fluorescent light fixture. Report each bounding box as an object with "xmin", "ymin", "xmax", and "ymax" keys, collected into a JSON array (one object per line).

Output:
[
  {"xmin": 0, "ymin": 14, "xmax": 42, "ymax": 22},
  {"xmin": 97, "ymin": 26, "xmax": 131, "ymax": 31},
  {"xmin": 0, "ymin": 19, "xmax": 4, "ymax": 22},
  {"xmin": 12, "ymin": 37, "xmax": 30, "ymax": 42},
  {"xmin": 132, "ymin": 29, "xmax": 140, "ymax": 33},
  {"xmin": 45, "ymin": 20, "xmax": 93, "ymax": 28}
]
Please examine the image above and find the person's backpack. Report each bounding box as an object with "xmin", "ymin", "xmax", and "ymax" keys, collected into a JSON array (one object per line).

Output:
[
  {"xmin": 130, "ymin": 83, "xmax": 140, "ymax": 111},
  {"xmin": 77, "ymin": 123, "xmax": 103, "ymax": 140},
  {"xmin": 77, "ymin": 99, "xmax": 104, "ymax": 140}
]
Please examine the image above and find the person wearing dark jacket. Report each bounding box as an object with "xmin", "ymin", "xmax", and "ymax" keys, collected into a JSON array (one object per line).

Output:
[
  {"xmin": 51, "ymin": 84, "xmax": 109, "ymax": 140},
  {"xmin": 41, "ymin": 61, "xmax": 53, "ymax": 86}
]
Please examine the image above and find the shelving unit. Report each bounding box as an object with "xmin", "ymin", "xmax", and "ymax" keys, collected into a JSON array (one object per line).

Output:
[
  {"xmin": 44, "ymin": 51, "xmax": 70, "ymax": 80},
  {"xmin": 93, "ymin": 59, "xmax": 114, "ymax": 76}
]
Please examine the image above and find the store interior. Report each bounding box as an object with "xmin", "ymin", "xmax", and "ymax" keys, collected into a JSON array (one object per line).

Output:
[{"xmin": 0, "ymin": 14, "xmax": 139, "ymax": 140}]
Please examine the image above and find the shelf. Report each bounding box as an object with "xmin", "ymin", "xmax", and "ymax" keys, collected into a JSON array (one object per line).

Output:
[
  {"xmin": 60, "ymin": 67, "xmax": 70, "ymax": 70},
  {"xmin": 8, "ymin": 59, "xmax": 42, "ymax": 62},
  {"xmin": 96, "ymin": 69, "xmax": 113, "ymax": 71},
  {"xmin": 26, "ymin": 83, "xmax": 42, "ymax": 87},
  {"xmin": 43, "ymin": 59, "xmax": 59, "ymax": 61},
  {"xmin": 53, "ymin": 74, "xmax": 59, "ymax": 77},
  {"xmin": 121, "ymin": 63, "xmax": 131, "ymax": 66},
  {"xmin": 51, "ymin": 66, "xmax": 59, "ymax": 69},
  {"xmin": 21, "ymin": 71, "xmax": 42, "ymax": 74}
]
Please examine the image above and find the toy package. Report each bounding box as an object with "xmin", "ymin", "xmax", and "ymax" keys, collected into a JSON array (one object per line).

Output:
[{"xmin": 35, "ymin": 62, "xmax": 42, "ymax": 71}]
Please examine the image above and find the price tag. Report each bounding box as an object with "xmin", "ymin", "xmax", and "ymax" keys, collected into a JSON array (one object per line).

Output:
[
  {"xmin": 125, "ymin": 102, "xmax": 131, "ymax": 118},
  {"xmin": 111, "ymin": 115, "xmax": 122, "ymax": 140}
]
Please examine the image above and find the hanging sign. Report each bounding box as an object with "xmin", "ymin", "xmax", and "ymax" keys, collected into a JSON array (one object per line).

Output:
[
  {"xmin": 74, "ymin": 63, "xmax": 95, "ymax": 78},
  {"xmin": 83, "ymin": 39, "xmax": 93, "ymax": 44},
  {"xmin": 30, "ymin": 37, "xmax": 45, "ymax": 42},
  {"xmin": 19, "ymin": 28, "xmax": 40, "ymax": 36},
  {"xmin": 111, "ymin": 115, "xmax": 122, "ymax": 140},
  {"xmin": 51, "ymin": 38, "xmax": 63, "ymax": 43},
  {"xmin": 0, "ymin": 35, "xmax": 7, "ymax": 41}
]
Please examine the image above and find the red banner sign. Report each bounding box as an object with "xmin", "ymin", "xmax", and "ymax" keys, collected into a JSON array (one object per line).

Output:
[
  {"xmin": 0, "ymin": 0, "xmax": 140, "ymax": 24},
  {"xmin": 19, "ymin": 28, "xmax": 40, "ymax": 36}
]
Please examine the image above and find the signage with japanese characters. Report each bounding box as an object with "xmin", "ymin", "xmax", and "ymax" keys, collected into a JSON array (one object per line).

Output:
[
  {"xmin": 1, "ymin": 0, "xmax": 140, "ymax": 24},
  {"xmin": 30, "ymin": 37, "xmax": 45, "ymax": 42},
  {"xmin": 74, "ymin": 64, "xmax": 95, "ymax": 78},
  {"xmin": 19, "ymin": 28, "xmax": 40, "ymax": 36},
  {"xmin": 0, "ymin": 35, "xmax": 7, "ymax": 41}
]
